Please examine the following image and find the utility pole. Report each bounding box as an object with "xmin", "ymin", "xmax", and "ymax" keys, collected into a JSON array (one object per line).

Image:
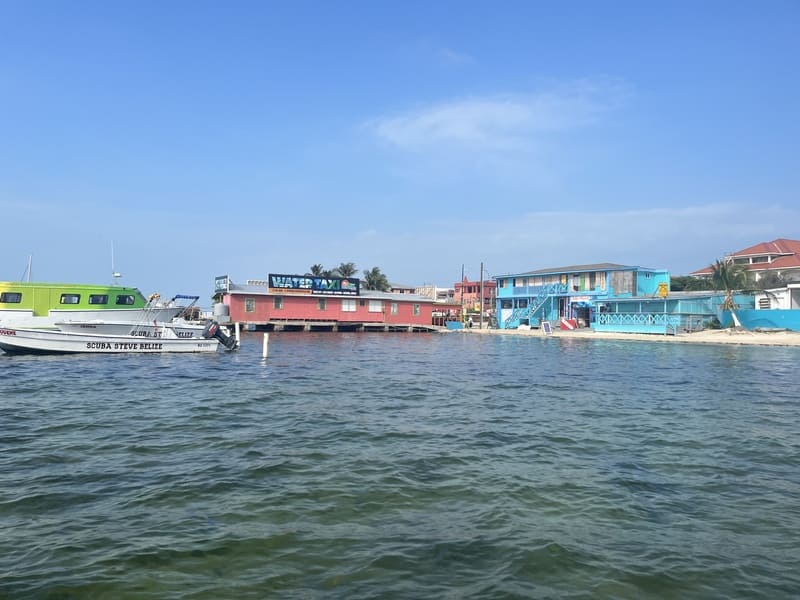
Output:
[
  {"xmin": 479, "ymin": 262, "xmax": 484, "ymax": 329},
  {"xmin": 460, "ymin": 263, "xmax": 465, "ymax": 323}
]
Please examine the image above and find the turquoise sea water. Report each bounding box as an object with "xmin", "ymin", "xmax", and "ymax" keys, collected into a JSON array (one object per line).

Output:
[{"xmin": 1, "ymin": 332, "xmax": 799, "ymax": 599}]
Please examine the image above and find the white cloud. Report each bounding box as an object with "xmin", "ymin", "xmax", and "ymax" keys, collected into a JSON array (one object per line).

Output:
[
  {"xmin": 438, "ymin": 48, "xmax": 474, "ymax": 66},
  {"xmin": 367, "ymin": 80, "xmax": 628, "ymax": 153}
]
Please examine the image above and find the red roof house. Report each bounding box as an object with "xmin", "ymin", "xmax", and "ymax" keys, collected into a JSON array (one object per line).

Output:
[{"xmin": 691, "ymin": 238, "xmax": 800, "ymax": 282}]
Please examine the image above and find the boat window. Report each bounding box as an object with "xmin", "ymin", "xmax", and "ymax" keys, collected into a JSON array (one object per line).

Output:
[
  {"xmin": 60, "ymin": 294, "xmax": 81, "ymax": 305},
  {"xmin": 0, "ymin": 292, "xmax": 23, "ymax": 303},
  {"xmin": 89, "ymin": 294, "xmax": 109, "ymax": 305},
  {"xmin": 115, "ymin": 295, "xmax": 136, "ymax": 305}
]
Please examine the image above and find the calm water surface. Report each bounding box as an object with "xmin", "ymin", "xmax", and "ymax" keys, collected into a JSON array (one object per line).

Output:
[{"xmin": 1, "ymin": 333, "xmax": 799, "ymax": 599}]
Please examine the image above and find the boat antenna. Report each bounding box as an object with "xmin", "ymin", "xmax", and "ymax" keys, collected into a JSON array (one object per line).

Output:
[
  {"xmin": 111, "ymin": 241, "xmax": 122, "ymax": 285},
  {"xmin": 20, "ymin": 254, "xmax": 32, "ymax": 282}
]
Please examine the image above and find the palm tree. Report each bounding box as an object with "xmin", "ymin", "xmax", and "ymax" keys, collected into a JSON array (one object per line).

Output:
[
  {"xmin": 711, "ymin": 258, "xmax": 750, "ymax": 311},
  {"xmin": 309, "ymin": 264, "xmax": 325, "ymax": 276},
  {"xmin": 335, "ymin": 262, "xmax": 358, "ymax": 278},
  {"xmin": 363, "ymin": 267, "xmax": 390, "ymax": 291}
]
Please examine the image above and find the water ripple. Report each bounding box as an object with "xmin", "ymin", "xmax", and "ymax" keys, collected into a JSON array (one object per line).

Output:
[{"xmin": 1, "ymin": 333, "xmax": 799, "ymax": 598}]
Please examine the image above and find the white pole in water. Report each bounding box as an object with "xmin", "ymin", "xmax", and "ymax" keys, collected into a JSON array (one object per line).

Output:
[
  {"xmin": 262, "ymin": 333, "xmax": 269, "ymax": 358},
  {"xmin": 234, "ymin": 322, "xmax": 240, "ymax": 345}
]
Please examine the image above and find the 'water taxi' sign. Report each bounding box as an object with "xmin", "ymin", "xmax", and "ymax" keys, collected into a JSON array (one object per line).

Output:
[{"xmin": 268, "ymin": 274, "xmax": 360, "ymax": 296}]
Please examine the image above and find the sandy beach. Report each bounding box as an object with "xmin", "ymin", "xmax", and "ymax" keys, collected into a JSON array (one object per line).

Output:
[{"xmin": 461, "ymin": 326, "xmax": 800, "ymax": 347}]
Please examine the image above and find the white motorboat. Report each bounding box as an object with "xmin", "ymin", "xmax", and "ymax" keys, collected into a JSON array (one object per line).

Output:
[
  {"xmin": 0, "ymin": 320, "xmax": 238, "ymax": 355},
  {"xmin": 55, "ymin": 317, "xmax": 207, "ymax": 339}
]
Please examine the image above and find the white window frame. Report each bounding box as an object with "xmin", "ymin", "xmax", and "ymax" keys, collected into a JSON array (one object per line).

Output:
[
  {"xmin": 342, "ymin": 298, "xmax": 356, "ymax": 312},
  {"xmin": 368, "ymin": 300, "xmax": 383, "ymax": 312}
]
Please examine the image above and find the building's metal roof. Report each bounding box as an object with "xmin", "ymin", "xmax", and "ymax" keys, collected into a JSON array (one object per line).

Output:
[
  {"xmin": 603, "ymin": 290, "xmax": 727, "ymax": 303},
  {"xmin": 224, "ymin": 282, "xmax": 430, "ymax": 302},
  {"xmin": 495, "ymin": 263, "xmax": 659, "ymax": 278}
]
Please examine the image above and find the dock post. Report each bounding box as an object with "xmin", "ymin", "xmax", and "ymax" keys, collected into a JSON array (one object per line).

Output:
[
  {"xmin": 234, "ymin": 322, "xmax": 240, "ymax": 344},
  {"xmin": 262, "ymin": 333, "xmax": 269, "ymax": 358}
]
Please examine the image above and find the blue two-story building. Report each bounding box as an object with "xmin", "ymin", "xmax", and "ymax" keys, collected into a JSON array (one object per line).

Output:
[{"xmin": 494, "ymin": 263, "xmax": 671, "ymax": 331}]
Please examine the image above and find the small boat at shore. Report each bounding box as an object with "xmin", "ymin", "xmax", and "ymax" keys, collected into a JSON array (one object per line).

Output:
[{"xmin": 0, "ymin": 320, "xmax": 238, "ymax": 355}]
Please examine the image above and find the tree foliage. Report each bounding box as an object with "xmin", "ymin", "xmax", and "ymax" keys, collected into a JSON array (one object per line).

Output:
[
  {"xmin": 335, "ymin": 262, "xmax": 358, "ymax": 278},
  {"xmin": 308, "ymin": 262, "xmax": 390, "ymax": 290},
  {"xmin": 308, "ymin": 263, "xmax": 350, "ymax": 278},
  {"xmin": 710, "ymin": 258, "xmax": 751, "ymax": 310},
  {"xmin": 670, "ymin": 275, "xmax": 715, "ymax": 292},
  {"xmin": 363, "ymin": 266, "xmax": 390, "ymax": 291}
]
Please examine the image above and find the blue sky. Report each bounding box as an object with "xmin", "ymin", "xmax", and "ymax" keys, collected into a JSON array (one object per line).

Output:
[{"xmin": 2, "ymin": 1, "xmax": 799, "ymax": 296}]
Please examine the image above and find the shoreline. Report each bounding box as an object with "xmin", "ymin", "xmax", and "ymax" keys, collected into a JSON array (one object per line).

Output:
[{"xmin": 458, "ymin": 326, "xmax": 800, "ymax": 347}]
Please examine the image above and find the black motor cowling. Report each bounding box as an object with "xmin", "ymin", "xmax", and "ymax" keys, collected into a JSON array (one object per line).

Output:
[{"xmin": 202, "ymin": 320, "xmax": 238, "ymax": 350}]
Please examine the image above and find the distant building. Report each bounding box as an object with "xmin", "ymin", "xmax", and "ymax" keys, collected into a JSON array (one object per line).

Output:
[
  {"xmin": 454, "ymin": 277, "xmax": 496, "ymax": 313},
  {"xmin": 716, "ymin": 282, "xmax": 800, "ymax": 331},
  {"xmin": 494, "ymin": 263, "xmax": 671, "ymax": 330},
  {"xmin": 389, "ymin": 283, "xmax": 417, "ymax": 294},
  {"xmin": 415, "ymin": 284, "xmax": 455, "ymax": 303},
  {"xmin": 214, "ymin": 274, "xmax": 438, "ymax": 331},
  {"xmin": 755, "ymin": 283, "xmax": 800, "ymax": 310},
  {"xmin": 691, "ymin": 238, "xmax": 800, "ymax": 283}
]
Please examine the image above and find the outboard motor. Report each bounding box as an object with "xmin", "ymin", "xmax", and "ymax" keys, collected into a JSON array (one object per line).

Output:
[{"xmin": 202, "ymin": 320, "xmax": 238, "ymax": 350}]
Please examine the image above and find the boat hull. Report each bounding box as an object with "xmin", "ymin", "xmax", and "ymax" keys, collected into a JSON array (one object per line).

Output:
[
  {"xmin": 0, "ymin": 307, "xmax": 185, "ymax": 329},
  {"xmin": 0, "ymin": 327, "xmax": 220, "ymax": 354}
]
